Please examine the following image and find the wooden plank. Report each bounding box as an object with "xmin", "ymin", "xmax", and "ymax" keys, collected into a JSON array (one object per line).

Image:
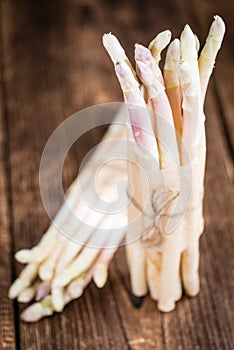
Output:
[
  {"xmin": 1, "ymin": 0, "xmax": 233, "ymax": 349},
  {"xmin": 0, "ymin": 86, "xmax": 17, "ymax": 350},
  {"xmin": 0, "ymin": 5, "xmax": 17, "ymax": 348},
  {"xmin": 1, "ymin": 0, "xmax": 129, "ymax": 348}
]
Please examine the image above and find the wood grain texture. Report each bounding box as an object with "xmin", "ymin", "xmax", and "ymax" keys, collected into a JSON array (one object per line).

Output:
[
  {"xmin": 0, "ymin": 0, "xmax": 233, "ymax": 349},
  {"xmin": 0, "ymin": 6, "xmax": 17, "ymax": 348}
]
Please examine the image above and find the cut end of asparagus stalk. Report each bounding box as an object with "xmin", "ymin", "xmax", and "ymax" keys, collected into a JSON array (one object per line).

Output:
[
  {"xmin": 52, "ymin": 287, "xmax": 65, "ymax": 312},
  {"xmin": 181, "ymin": 24, "xmax": 197, "ymax": 59},
  {"xmin": 149, "ymin": 30, "xmax": 172, "ymax": 61},
  {"xmin": 93, "ymin": 263, "xmax": 108, "ymax": 288},
  {"xmin": 158, "ymin": 299, "xmax": 176, "ymax": 313},
  {"xmin": 102, "ymin": 33, "xmax": 128, "ymax": 64}
]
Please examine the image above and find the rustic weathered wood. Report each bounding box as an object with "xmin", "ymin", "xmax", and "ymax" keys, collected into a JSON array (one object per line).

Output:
[
  {"xmin": 0, "ymin": 0, "xmax": 233, "ymax": 349},
  {"xmin": 0, "ymin": 8, "xmax": 17, "ymax": 348}
]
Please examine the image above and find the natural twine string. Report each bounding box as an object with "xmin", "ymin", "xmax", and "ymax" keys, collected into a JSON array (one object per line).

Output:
[{"xmin": 127, "ymin": 189, "xmax": 202, "ymax": 246}]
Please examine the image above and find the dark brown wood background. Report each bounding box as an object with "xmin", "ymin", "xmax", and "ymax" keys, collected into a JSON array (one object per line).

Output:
[{"xmin": 0, "ymin": 0, "xmax": 233, "ymax": 349}]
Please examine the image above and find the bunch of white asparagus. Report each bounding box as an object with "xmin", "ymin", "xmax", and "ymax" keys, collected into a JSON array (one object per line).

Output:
[
  {"xmin": 9, "ymin": 15, "xmax": 225, "ymax": 321},
  {"xmin": 103, "ymin": 15, "xmax": 225, "ymax": 312}
]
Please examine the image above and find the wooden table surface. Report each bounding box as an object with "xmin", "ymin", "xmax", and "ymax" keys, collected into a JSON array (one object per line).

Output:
[{"xmin": 0, "ymin": 0, "xmax": 233, "ymax": 349}]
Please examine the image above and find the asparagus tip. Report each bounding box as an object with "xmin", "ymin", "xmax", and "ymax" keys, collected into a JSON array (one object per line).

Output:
[
  {"xmin": 15, "ymin": 249, "xmax": 32, "ymax": 263},
  {"xmin": 102, "ymin": 33, "xmax": 127, "ymax": 64},
  {"xmin": 20, "ymin": 306, "xmax": 40, "ymax": 322},
  {"xmin": 149, "ymin": 30, "xmax": 172, "ymax": 51},
  {"xmin": 17, "ymin": 288, "xmax": 35, "ymax": 303},
  {"xmin": 39, "ymin": 265, "xmax": 53, "ymax": 281},
  {"xmin": 211, "ymin": 15, "xmax": 226, "ymax": 41},
  {"xmin": 134, "ymin": 44, "xmax": 151, "ymax": 63},
  {"xmin": 165, "ymin": 38, "xmax": 180, "ymax": 63},
  {"xmin": 8, "ymin": 279, "xmax": 28, "ymax": 299},
  {"xmin": 21, "ymin": 296, "xmax": 54, "ymax": 322}
]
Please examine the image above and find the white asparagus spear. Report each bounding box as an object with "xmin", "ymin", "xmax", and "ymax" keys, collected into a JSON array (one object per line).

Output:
[
  {"xmin": 135, "ymin": 52, "xmax": 180, "ymax": 168},
  {"xmin": 158, "ymin": 252, "xmax": 181, "ymax": 312},
  {"xmin": 145, "ymin": 248, "xmax": 162, "ymax": 301},
  {"xmin": 180, "ymin": 26, "xmax": 206, "ymax": 297},
  {"xmin": 108, "ymin": 48, "xmax": 158, "ymax": 297},
  {"xmin": 17, "ymin": 279, "xmax": 40, "ymax": 303},
  {"xmin": 164, "ymin": 39, "xmax": 183, "ymax": 142},
  {"xmin": 93, "ymin": 224, "xmax": 126, "ymax": 288},
  {"xmin": 66, "ymin": 270, "xmax": 93, "ymax": 299},
  {"xmin": 199, "ymin": 15, "xmax": 225, "ymax": 103},
  {"xmin": 181, "ymin": 24, "xmax": 202, "ymax": 113},
  {"xmin": 11, "ymin": 107, "xmax": 127, "ymax": 301},
  {"xmin": 21, "ymin": 270, "xmax": 93, "ymax": 322},
  {"xmin": 181, "ymin": 240, "xmax": 200, "ymax": 297},
  {"xmin": 52, "ymin": 286, "xmax": 65, "ymax": 312},
  {"xmin": 21, "ymin": 271, "xmax": 93, "ymax": 322},
  {"xmin": 115, "ymin": 61, "xmax": 159, "ymax": 157},
  {"xmin": 55, "ymin": 174, "xmax": 127, "ymax": 275},
  {"xmin": 135, "ymin": 43, "xmax": 164, "ymax": 84},
  {"xmin": 40, "ymin": 200, "xmax": 106, "ymax": 280},
  {"xmin": 36, "ymin": 280, "xmax": 51, "ymax": 301},
  {"xmin": 103, "ymin": 33, "xmax": 161, "ymax": 297},
  {"xmin": 102, "ymin": 33, "xmax": 136, "ymax": 74},
  {"xmin": 135, "ymin": 43, "xmax": 174, "ymax": 300},
  {"xmin": 20, "ymin": 296, "xmax": 54, "ymax": 322},
  {"xmin": 135, "ymin": 44, "xmax": 182, "ymax": 309},
  {"xmin": 15, "ymin": 225, "xmax": 59, "ymax": 264},
  {"xmin": 15, "ymin": 107, "xmax": 127, "ymax": 265},
  {"xmin": 180, "ymin": 22, "xmax": 205, "ymax": 162},
  {"xmin": 8, "ymin": 263, "xmax": 38, "ymax": 299},
  {"xmin": 15, "ymin": 177, "xmax": 83, "ymax": 264},
  {"xmin": 145, "ymin": 30, "xmax": 171, "ymax": 110},
  {"xmin": 148, "ymin": 30, "xmax": 172, "ymax": 64},
  {"xmin": 178, "ymin": 61, "xmax": 201, "ymax": 164},
  {"xmin": 52, "ymin": 214, "xmax": 126, "ymax": 288},
  {"xmin": 39, "ymin": 242, "xmax": 66, "ymax": 280},
  {"xmin": 40, "ymin": 139, "xmax": 127, "ymax": 278},
  {"xmin": 103, "ymin": 33, "xmax": 159, "ymax": 160},
  {"xmin": 15, "ymin": 179, "xmax": 104, "ymax": 267}
]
